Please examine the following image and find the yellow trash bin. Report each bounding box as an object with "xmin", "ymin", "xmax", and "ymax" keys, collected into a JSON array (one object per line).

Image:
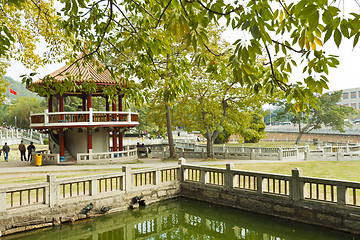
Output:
[{"xmin": 35, "ymin": 154, "xmax": 42, "ymax": 167}]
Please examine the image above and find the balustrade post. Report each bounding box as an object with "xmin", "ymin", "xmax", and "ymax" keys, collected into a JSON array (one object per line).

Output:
[
  {"xmin": 337, "ymin": 152, "xmax": 341, "ymax": 161},
  {"xmin": 163, "ymin": 148, "xmax": 166, "ymax": 158},
  {"xmin": 90, "ymin": 179, "xmax": 98, "ymax": 196},
  {"xmin": 241, "ymin": 144, "xmax": 244, "ymax": 153},
  {"xmin": 291, "ymin": 168, "xmax": 303, "ymax": 201},
  {"xmin": 178, "ymin": 157, "xmax": 186, "ymax": 181},
  {"xmin": 201, "ymin": 149, "xmax": 206, "ymax": 159},
  {"xmin": 44, "ymin": 109, "xmax": 49, "ymax": 124},
  {"xmin": 225, "ymin": 149, "xmax": 229, "ymax": 159},
  {"xmin": 127, "ymin": 108, "xmax": 131, "ymax": 122},
  {"xmin": 258, "ymin": 145, "xmax": 261, "ymax": 153},
  {"xmin": 47, "ymin": 174, "xmax": 57, "ymax": 207},
  {"xmin": 154, "ymin": 169, "xmax": 161, "ymax": 185},
  {"xmin": 0, "ymin": 192, "xmax": 6, "ymax": 212},
  {"xmin": 278, "ymin": 148, "xmax": 283, "ymax": 161},
  {"xmin": 200, "ymin": 168, "xmax": 208, "ymax": 185},
  {"xmin": 337, "ymin": 185, "xmax": 347, "ymax": 205},
  {"xmin": 225, "ymin": 164, "xmax": 234, "ymax": 190},
  {"xmin": 122, "ymin": 166, "xmax": 132, "ymax": 192},
  {"xmin": 257, "ymin": 176, "xmax": 263, "ymax": 193},
  {"xmin": 89, "ymin": 108, "xmax": 93, "ymax": 123},
  {"xmin": 250, "ymin": 149, "xmax": 255, "ymax": 160}
]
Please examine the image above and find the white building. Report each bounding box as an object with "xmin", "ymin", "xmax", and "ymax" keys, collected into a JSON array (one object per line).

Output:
[{"xmin": 328, "ymin": 87, "xmax": 360, "ymax": 109}]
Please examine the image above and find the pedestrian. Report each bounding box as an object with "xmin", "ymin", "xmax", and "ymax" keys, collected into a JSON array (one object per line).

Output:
[
  {"xmin": 27, "ymin": 142, "xmax": 36, "ymax": 162},
  {"xmin": 2, "ymin": 142, "xmax": 10, "ymax": 162},
  {"xmin": 18, "ymin": 140, "xmax": 27, "ymax": 161}
]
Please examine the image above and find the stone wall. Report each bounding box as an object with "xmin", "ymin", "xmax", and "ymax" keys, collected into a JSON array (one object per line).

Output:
[
  {"xmin": 180, "ymin": 184, "xmax": 360, "ymax": 235},
  {"xmin": 265, "ymin": 132, "xmax": 360, "ymax": 143}
]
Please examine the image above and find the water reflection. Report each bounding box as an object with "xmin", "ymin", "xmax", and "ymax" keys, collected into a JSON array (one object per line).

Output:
[{"xmin": 6, "ymin": 198, "xmax": 360, "ymax": 240}]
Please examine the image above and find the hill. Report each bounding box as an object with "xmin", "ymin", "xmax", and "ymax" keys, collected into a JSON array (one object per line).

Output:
[{"xmin": 3, "ymin": 76, "xmax": 39, "ymax": 101}]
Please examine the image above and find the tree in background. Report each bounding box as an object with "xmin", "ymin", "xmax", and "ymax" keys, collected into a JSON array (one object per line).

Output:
[
  {"xmin": 0, "ymin": 97, "xmax": 47, "ymax": 128},
  {"xmin": 275, "ymin": 91, "xmax": 355, "ymax": 144},
  {"xmin": 242, "ymin": 112, "xmax": 267, "ymax": 143}
]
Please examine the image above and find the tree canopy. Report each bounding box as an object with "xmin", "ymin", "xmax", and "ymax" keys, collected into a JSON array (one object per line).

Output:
[
  {"xmin": 1, "ymin": 0, "xmax": 358, "ymax": 110},
  {"xmin": 275, "ymin": 91, "xmax": 355, "ymax": 143}
]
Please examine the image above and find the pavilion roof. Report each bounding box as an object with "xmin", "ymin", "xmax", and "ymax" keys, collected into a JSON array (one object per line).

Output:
[{"xmin": 31, "ymin": 55, "xmax": 118, "ymax": 86}]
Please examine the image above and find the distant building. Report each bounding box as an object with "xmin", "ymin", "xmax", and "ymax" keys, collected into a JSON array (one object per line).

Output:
[{"xmin": 328, "ymin": 87, "xmax": 360, "ymax": 110}]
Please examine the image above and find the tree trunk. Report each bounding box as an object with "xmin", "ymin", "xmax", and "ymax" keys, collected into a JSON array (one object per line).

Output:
[
  {"xmin": 205, "ymin": 130, "xmax": 214, "ymax": 158},
  {"xmin": 205, "ymin": 129, "xmax": 220, "ymax": 159},
  {"xmin": 296, "ymin": 113, "xmax": 303, "ymax": 144},
  {"xmin": 165, "ymin": 104, "xmax": 176, "ymax": 158}
]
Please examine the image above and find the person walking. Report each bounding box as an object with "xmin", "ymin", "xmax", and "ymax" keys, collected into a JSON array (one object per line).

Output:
[
  {"xmin": 18, "ymin": 140, "xmax": 27, "ymax": 161},
  {"xmin": 2, "ymin": 142, "xmax": 10, "ymax": 162},
  {"xmin": 27, "ymin": 142, "xmax": 35, "ymax": 162}
]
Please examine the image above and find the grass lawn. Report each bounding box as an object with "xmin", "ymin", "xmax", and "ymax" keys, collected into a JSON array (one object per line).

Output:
[{"xmin": 232, "ymin": 161, "xmax": 360, "ymax": 182}]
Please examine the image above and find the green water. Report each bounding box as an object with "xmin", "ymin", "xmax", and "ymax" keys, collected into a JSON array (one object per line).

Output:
[{"xmin": 5, "ymin": 198, "xmax": 360, "ymax": 240}]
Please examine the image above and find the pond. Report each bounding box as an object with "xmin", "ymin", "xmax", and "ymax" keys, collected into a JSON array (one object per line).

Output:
[{"xmin": 4, "ymin": 198, "xmax": 360, "ymax": 240}]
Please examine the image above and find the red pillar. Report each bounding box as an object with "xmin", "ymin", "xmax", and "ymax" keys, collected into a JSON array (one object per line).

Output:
[
  {"xmin": 59, "ymin": 129, "xmax": 65, "ymax": 162},
  {"xmin": 87, "ymin": 127, "xmax": 92, "ymax": 153},
  {"xmin": 59, "ymin": 95, "xmax": 64, "ymax": 122},
  {"xmin": 118, "ymin": 95, "xmax": 123, "ymax": 151},
  {"xmin": 119, "ymin": 132, "xmax": 123, "ymax": 151},
  {"xmin": 82, "ymin": 93, "xmax": 86, "ymax": 111},
  {"xmin": 112, "ymin": 101, "xmax": 117, "ymax": 151},
  {"xmin": 87, "ymin": 94, "xmax": 92, "ymax": 110},
  {"xmin": 106, "ymin": 98, "xmax": 109, "ymax": 111},
  {"xmin": 118, "ymin": 95, "xmax": 123, "ymax": 111},
  {"xmin": 48, "ymin": 95, "xmax": 53, "ymax": 112}
]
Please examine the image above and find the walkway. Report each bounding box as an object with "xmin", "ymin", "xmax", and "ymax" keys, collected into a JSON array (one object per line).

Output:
[{"xmin": 0, "ymin": 157, "xmax": 304, "ymax": 174}]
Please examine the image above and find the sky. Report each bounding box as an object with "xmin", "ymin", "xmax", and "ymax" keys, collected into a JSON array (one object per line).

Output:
[{"xmin": 4, "ymin": 1, "xmax": 360, "ymax": 92}]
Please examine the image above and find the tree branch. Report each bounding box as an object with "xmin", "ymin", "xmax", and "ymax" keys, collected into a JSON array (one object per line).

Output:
[
  {"xmin": 272, "ymin": 39, "xmax": 303, "ymax": 53},
  {"xmin": 195, "ymin": 0, "xmax": 243, "ymax": 16},
  {"xmin": 155, "ymin": 0, "xmax": 172, "ymax": 28},
  {"xmin": 264, "ymin": 45, "xmax": 290, "ymax": 91}
]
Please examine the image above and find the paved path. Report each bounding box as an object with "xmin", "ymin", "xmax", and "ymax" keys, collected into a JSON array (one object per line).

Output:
[{"xmin": 0, "ymin": 157, "xmax": 305, "ymax": 174}]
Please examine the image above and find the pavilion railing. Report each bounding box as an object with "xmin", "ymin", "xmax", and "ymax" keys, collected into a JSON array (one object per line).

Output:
[{"xmin": 30, "ymin": 108, "xmax": 138, "ymax": 127}]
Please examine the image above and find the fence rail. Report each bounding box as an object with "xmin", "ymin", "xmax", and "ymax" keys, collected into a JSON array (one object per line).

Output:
[{"xmin": 2, "ymin": 161, "xmax": 360, "ymax": 219}]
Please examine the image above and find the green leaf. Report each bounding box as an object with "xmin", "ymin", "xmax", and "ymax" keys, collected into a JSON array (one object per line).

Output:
[
  {"xmin": 354, "ymin": 32, "xmax": 360, "ymax": 48},
  {"xmin": 250, "ymin": 24, "xmax": 260, "ymax": 39},
  {"xmin": 334, "ymin": 28, "xmax": 342, "ymax": 48}
]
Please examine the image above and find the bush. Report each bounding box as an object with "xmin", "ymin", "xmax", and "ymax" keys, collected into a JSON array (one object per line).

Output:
[
  {"xmin": 43, "ymin": 139, "xmax": 49, "ymax": 144},
  {"xmin": 214, "ymin": 130, "xmax": 231, "ymax": 144}
]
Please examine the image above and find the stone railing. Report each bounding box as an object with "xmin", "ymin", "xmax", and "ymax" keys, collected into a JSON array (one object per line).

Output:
[
  {"xmin": 0, "ymin": 165, "xmax": 180, "ymax": 215},
  {"xmin": 181, "ymin": 163, "xmax": 360, "ymax": 208},
  {"xmin": 0, "ymin": 128, "xmax": 45, "ymax": 145},
  {"xmin": 76, "ymin": 148, "xmax": 138, "ymax": 164},
  {"xmin": 3, "ymin": 161, "xmax": 360, "ymax": 235},
  {"xmin": 181, "ymin": 163, "xmax": 360, "ymax": 234},
  {"xmin": 152, "ymin": 148, "xmax": 297, "ymax": 161}
]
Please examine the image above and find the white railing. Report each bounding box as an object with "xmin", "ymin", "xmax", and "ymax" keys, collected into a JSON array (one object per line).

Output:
[
  {"xmin": 77, "ymin": 149, "xmax": 138, "ymax": 163},
  {"xmin": 0, "ymin": 165, "xmax": 180, "ymax": 213},
  {"xmin": 30, "ymin": 108, "xmax": 139, "ymax": 128}
]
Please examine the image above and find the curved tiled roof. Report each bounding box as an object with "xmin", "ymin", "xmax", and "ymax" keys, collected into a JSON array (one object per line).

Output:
[{"xmin": 32, "ymin": 55, "xmax": 118, "ymax": 86}]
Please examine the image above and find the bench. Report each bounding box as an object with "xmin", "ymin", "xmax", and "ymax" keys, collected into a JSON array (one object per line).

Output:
[{"xmin": 137, "ymin": 146, "xmax": 149, "ymax": 158}]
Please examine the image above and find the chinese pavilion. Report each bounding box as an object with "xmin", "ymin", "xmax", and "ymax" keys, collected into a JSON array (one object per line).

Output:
[{"xmin": 28, "ymin": 56, "xmax": 139, "ymax": 164}]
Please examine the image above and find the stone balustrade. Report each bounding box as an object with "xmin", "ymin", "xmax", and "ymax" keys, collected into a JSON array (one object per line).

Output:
[{"xmin": 3, "ymin": 162, "xmax": 360, "ymax": 235}]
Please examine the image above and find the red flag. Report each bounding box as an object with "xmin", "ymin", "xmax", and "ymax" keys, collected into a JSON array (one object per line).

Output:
[{"xmin": 10, "ymin": 87, "xmax": 17, "ymax": 95}]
